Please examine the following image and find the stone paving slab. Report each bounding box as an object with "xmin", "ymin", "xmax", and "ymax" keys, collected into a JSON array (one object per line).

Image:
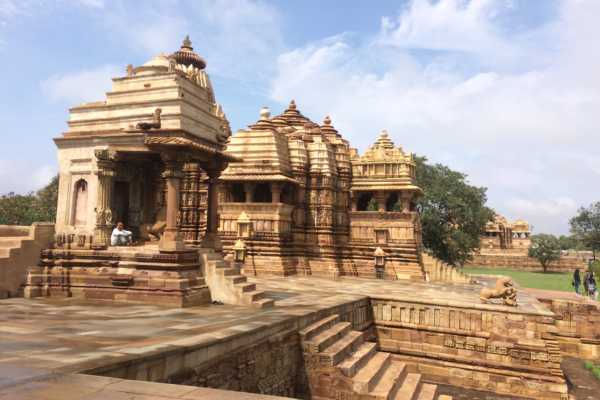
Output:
[
  {"xmin": 0, "ymin": 373, "xmax": 293, "ymax": 400},
  {"xmin": 250, "ymin": 275, "xmax": 553, "ymax": 316},
  {"xmin": 0, "ymin": 275, "xmax": 553, "ymax": 399}
]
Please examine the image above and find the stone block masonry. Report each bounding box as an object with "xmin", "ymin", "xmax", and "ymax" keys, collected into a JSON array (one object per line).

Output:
[{"xmin": 370, "ymin": 297, "xmax": 568, "ymax": 399}]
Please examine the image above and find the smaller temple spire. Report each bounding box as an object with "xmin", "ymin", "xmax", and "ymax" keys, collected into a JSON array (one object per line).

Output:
[
  {"xmin": 171, "ymin": 35, "xmax": 206, "ymax": 70},
  {"xmin": 182, "ymin": 35, "xmax": 193, "ymax": 50},
  {"xmin": 260, "ymin": 106, "xmax": 271, "ymax": 120},
  {"xmin": 288, "ymin": 99, "xmax": 297, "ymax": 110},
  {"xmin": 323, "ymin": 115, "xmax": 332, "ymax": 126}
]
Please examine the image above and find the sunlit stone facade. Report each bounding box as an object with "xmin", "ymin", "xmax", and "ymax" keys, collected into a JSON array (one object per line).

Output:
[{"xmin": 213, "ymin": 102, "xmax": 425, "ymax": 279}]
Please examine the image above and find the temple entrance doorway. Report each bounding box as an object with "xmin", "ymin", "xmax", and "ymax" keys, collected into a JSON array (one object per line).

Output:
[{"xmin": 113, "ymin": 181, "xmax": 130, "ymax": 226}]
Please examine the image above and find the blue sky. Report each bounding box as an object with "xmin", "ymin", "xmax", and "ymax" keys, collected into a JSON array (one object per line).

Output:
[{"xmin": 0, "ymin": 0, "xmax": 599, "ymax": 235}]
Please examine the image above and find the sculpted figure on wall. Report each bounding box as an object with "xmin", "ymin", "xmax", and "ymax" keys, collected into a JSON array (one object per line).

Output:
[{"xmin": 479, "ymin": 276, "xmax": 518, "ymax": 307}]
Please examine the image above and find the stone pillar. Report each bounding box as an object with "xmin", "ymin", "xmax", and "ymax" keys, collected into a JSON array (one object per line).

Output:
[
  {"xmin": 272, "ymin": 182, "xmax": 282, "ymax": 204},
  {"xmin": 400, "ymin": 192, "xmax": 412, "ymax": 213},
  {"xmin": 243, "ymin": 183, "xmax": 254, "ymax": 203},
  {"xmin": 375, "ymin": 191, "xmax": 386, "ymax": 212},
  {"xmin": 159, "ymin": 157, "xmax": 186, "ymax": 252},
  {"xmin": 201, "ymin": 169, "xmax": 222, "ymax": 250},
  {"xmin": 92, "ymin": 151, "xmax": 115, "ymax": 249}
]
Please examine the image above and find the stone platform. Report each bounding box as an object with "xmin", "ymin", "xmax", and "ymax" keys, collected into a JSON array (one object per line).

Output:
[
  {"xmin": 24, "ymin": 245, "xmax": 212, "ymax": 307},
  {"xmin": 0, "ymin": 276, "xmax": 567, "ymax": 399}
]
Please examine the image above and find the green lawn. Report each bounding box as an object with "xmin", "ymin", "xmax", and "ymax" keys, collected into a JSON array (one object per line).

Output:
[{"xmin": 461, "ymin": 267, "xmax": 574, "ymax": 292}]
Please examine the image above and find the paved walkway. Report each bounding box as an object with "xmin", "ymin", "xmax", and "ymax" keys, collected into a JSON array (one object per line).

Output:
[
  {"xmin": 0, "ymin": 275, "xmax": 553, "ymax": 399},
  {"xmin": 523, "ymin": 287, "xmax": 597, "ymax": 303}
]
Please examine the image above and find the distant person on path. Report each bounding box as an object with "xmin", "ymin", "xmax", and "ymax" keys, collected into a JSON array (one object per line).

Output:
[
  {"xmin": 588, "ymin": 271, "xmax": 597, "ymax": 300},
  {"xmin": 111, "ymin": 222, "xmax": 133, "ymax": 246},
  {"xmin": 573, "ymin": 269, "xmax": 581, "ymax": 295},
  {"xmin": 583, "ymin": 270, "xmax": 591, "ymax": 296}
]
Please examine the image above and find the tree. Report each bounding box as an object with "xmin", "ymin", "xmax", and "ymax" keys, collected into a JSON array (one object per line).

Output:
[
  {"xmin": 570, "ymin": 202, "xmax": 600, "ymax": 260},
  {"xmin": 557, "ymin": 234, "xmax": 585, "ymax": 251},
  {"xmin": 0, "ymin": 176, "xmax": 59, "ymax": 225},
  {"xmin": 528, "ymin": 234, "xmax": 561, "ymax": 272},
  {"xmin": 415, "ymin": 156, "xmax": 495, "ymax": 266}
]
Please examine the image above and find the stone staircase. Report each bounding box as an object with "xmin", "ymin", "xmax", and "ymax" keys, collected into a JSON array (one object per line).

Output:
[
  {"xmin": 301, "ymin": 314, "xmax": 451, "ymax": 400},
  {"xmin": 198, "ymin": 248, "xmax": 274, "ymax": 309},
  {"xmin": 0, "ymin": 223, "xmax": 54, "ymax": 298},
  {"xmin": 421, "ymin": 252, "xmax": 473, "ymax": 284}
]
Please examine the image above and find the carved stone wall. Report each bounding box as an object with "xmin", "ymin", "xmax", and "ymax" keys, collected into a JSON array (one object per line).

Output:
[
  {"xmin": 538, "ymin": 297, "xmax": 600, "ymax": 359},
  {"xmin": 169, "ymin": 328, "xmax": 302, "ymax": 397},
  {"xmin": 370, "ymin": 298, "xmax": 568, "ymax": 399}
]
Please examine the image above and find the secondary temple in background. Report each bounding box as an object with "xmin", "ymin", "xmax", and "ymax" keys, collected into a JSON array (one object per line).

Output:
[{"xmin": 478, "ymin": 214, "xmax": 532, "ymax": 255}]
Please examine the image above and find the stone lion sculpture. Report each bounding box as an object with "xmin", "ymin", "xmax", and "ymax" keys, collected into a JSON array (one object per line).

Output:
[{"xmin": 479, "ymin": 276, "xmax": 518, "ymax": 306}]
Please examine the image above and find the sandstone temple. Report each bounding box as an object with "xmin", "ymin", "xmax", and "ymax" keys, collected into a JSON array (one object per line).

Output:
[{"xmin": 2, "ymin": 37, "xmax": 598, "ymax": 400}]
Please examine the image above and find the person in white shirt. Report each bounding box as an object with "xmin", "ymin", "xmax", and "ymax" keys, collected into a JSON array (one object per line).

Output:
[{"xmin": 111, "ymin": 222, "xmax": 133, "ymax": 246}]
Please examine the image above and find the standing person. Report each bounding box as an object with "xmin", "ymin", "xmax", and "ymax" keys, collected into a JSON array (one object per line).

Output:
[
  {"xmin": 111, "ymin": 222, "xmax": 133, "ymax": 246},
  {"xmin": 584, "ymin": 270, "xmax": 591, "ymax": 297},
  {"xmin": 573, "ymin": 269, "xmax": 581, "ymax": 296},
  {"xmin": 588, "ymin": 272, "xmax": 597, "ymax": 300}
]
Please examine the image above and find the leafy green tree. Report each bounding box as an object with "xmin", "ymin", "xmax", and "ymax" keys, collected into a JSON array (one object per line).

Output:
[
  {"xmin": 570, "ymin": 202, "xmax": 600, "ymax": 260},
  {"xmin": 415, "ymin": 156, "xmax": 495, "ymax": 266},
  {"xmin": 528, "ymin": 234, "xmax": 561, "ymax": 272},
  {"xmin": 557, "ymin": 234, "xmax": 588, "ymax": 251},
  {"xmin": 0, "ymin": 176, "xmax": 58, "ymax": 225}
]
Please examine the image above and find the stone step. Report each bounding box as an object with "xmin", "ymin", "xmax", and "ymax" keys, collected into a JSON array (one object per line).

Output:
[
  {"xmin": 353, "ymin": 352, "xmax": 392, "ymax": 394},
  {"xmin": 244, "ymin": 290, "xmax": 265, "ymax": 302},
  {"xmin": 437, "ymin": 396, "xmax": 452, "ymax": 400},
  {"xmin": 416, "ymin": 383, "xmax": 437, "ymax": 400},
  {"xmin": 0, "ymin": 238, "xmax": 23, "ymax": 248},
  {"xmin": 299, "ymin": 314, "xmax": 340, "ymax": 342},
  {"xmin": 222, "ymin": 268, "xmax": 239, "ymax": 276},
  {"xmin": 339, "ymin": 342, "xmax": 378, "ymax": 377},
  {"xmin": 211, "ymin": 260, "xmax": 229, "ymax": 268},
  {"xmin": 226, "ymin": 275, "xmax": 247, "ymax": 284},
  {"xmin": 251, "ymin": 298, "xmax": 275, "ymax": 309},
  {"xmin": 238, "ymin": 283, "xmax": 256, "ymax": 293},
  {"xmin": 319, "ymin": 330, "xmax": 364, "ymax": 366},
  {"xmin": 305, "ymin": 322, "xmax": 352, "ymax": 353},
  {"xmin": 394, "ymin": 372, "xmax": 421, "ymax": 400},
  {"xmin": 370, "ymin": 361, "xmax": 407, "ymax": 400},
  {"xmin": 0, "ymin": 248, "xmax": 11, "ymax": 257}
]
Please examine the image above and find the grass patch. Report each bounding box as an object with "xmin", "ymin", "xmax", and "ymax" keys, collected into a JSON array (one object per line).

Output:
[
  {"xmin": 584, "ymin": 360, "xmax": 600, "ymax": 381},
  {"xmin": 461, "ymin": 267, "xmax": 574, "ymax": 292}
]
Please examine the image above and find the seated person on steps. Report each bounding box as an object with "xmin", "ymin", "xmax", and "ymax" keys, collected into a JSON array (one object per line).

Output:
[{"xmin": 111, "ymin": 222, "xmax": 133, "ymax": 246}]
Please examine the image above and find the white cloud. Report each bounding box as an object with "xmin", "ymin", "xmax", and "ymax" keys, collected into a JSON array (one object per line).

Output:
[
  {"xmin": 505, "ymin": 196, "xmax": 579, "ymax": 233},
  {"xmin": 0, "ymin": 161, "xmax": 56, "ymax": 195},
  {"xmin": 40, "ymin": 64, "xmax": 120, "ymax": 105},
  {"xmin": 74, "ymin": 0, "xmax": 105, "ymax": 8},
  {"xmin": 102, "ymin": 0, "xmax": 283, "ymax": 82},
  {"xmin": 269, "ymin": 0, "xmax": 600, "ymax": 235}
]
